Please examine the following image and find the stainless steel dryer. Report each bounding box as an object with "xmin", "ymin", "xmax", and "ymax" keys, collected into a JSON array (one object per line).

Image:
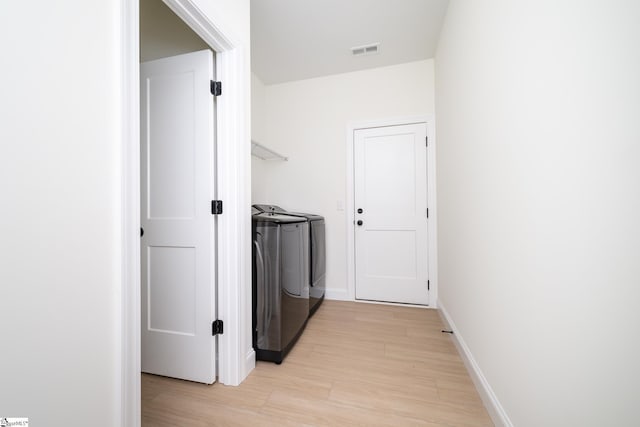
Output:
[
  {"xmin": 252, "ymin": 207, "xmax": 309, "ymax": 363},
  {"xmin": 253, "ymin": 205, "xmax": 326, "ymax": 316}
]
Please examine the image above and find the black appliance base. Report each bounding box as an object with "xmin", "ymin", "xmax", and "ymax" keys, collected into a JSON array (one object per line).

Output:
[
  {"xmin": 254, "ymin": 319, "xmax": 308, "ymax": 364},
  {"xmin": 309, "ymin": 293, "xmax": 325, "ymax": 318}
]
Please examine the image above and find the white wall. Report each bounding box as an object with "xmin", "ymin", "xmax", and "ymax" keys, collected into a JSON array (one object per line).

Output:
[
  {"xmin": 0, "ymin": 1, "xmax": 122, "ymax": 425},
  {"xmin": 251, "ymin": 73, "xmax": 269, "ymax": 203},
  {"xmin": 251, "ymin": 60, "xmax": 435, "ymax": 299},
  {"xmin": 435, "ymin": 1, "xmax": 640, "ymax": 426}
]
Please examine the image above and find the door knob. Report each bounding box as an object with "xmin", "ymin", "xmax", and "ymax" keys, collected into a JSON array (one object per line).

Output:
[
  {"xmin": 357, "ymin": 220, "xmax": 363, "ymax": 226},
  {"xmin": 357, "ymin": 208, "xmax": 363, "ymax": 214},
  {"xmin": 140, "ymin": 227, "xmax": 144, "ymax": 237}
]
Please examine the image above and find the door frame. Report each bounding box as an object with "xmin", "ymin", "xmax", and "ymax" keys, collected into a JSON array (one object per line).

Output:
[
  {"xmin": 345, "ymin": 116, "xmax": 438, "ymax": 307},
  {"xmin": 120, "ymin": 0, "xmax": 253, "ymax": 425}
]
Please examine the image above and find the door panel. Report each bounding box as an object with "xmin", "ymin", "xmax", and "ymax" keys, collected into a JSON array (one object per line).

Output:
[
  {"xmin": 354, "ymin": 123, "xmax": 429, "ymax": 305},
  {"xmin": 147, "ymin": 246, "xmax": 196, "ymax": 335},
  {"xmin": 364, "ymin": 134, "xmax": 416, "ymax": 215},
  {"xmin": 147, "ymin": 72, "xmax": 197, "ymax": 219},
  {"xmin": 365, "ymin": 230, "xmax": 417, "ymax": 279},
  {"xmin": 140, "ymin": 49, "xmax": 217, "ymax": 384}
]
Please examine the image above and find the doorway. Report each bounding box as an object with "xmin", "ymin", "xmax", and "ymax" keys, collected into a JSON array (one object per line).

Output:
[
  {"xmin": 346, "ymin": 117, "xmax": 438, "ymax": 307},
  {"xmin": 353, "ymin": 123, "xmax": 429, "ymax": 305},
  {"xmin": 140, "ymin": 48, "xmax": 218, "ymax": 383},
  {"xmin": 139, "ymin": 0, "xmax": 219, "ymax": 385},
  {"xmin": 121, "ymin": 0, "xmax": 253, "ymax": 424}
]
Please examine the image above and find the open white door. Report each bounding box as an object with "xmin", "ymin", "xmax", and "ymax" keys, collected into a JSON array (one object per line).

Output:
[
  {"xmin": 354, "ymin": 123, "xmax": 429, "ymax": 305},
  {"xmin": 140, "ymin": 50, "xmax": 217, "ymax": 384}
]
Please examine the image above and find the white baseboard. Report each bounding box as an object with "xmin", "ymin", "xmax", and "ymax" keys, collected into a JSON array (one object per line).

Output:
[
  {"xmin": 242, "ymin": 349, "xmax": 255, "ymax": 382},
  {"xmin": 355, "ymin": 299, "xmax": 432, "ymax": 309},
  {"xmin": 438, "ymin": 301, "xmax": 513, "ymax": 427},
  {"xmin": 324, "ymin": 288, "xmax": 435, "ymax": 309},
  {"xmin": 324, "ymin": 288, "xmax": 351, "ymax": 301}
]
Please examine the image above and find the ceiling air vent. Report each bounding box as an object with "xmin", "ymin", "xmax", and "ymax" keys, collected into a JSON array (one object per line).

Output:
[{"xmin": 351, "ymin": 43, "xmax": 380, "ymax": 56}]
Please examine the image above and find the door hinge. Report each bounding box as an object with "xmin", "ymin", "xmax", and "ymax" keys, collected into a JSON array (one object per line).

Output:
[
  {"xmin": 212, "ymin": 319, "xmax": 224, "ymax": 336},
  {"xmin": 211, "ymin": 200, "xmax": 223, "ymax": 215},
  {"xmin": 210, "ymin": 80, "xmax": 222, "ymax": 96},
  {"xmin": 426, "ymin": 208, "xmax": 429, "ymax": 219},
  {"xmin": 428, "ymin": 280, "xmax": 430, "ymax": 291},
  {"xmin": 426, "ymin": 136, "xmax": 428, "ymax": 147}
]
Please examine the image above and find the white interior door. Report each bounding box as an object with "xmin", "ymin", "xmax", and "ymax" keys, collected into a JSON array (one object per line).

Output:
[
  {"xmin": 140, "ymin": 50, "xmax": 217, "ymax": 384},
  {"xmin": 354, "ymin": 123, "xmax": 429, "ymax": 305}
]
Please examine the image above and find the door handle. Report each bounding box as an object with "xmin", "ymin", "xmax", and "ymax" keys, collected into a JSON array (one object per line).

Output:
[
  {"xmin": 357, "ymin": 220, "xmax": 363, "ymax": 226},
  {"xmin": 140, "ymin": 227, "xmax": 144, "ymax": 237}
]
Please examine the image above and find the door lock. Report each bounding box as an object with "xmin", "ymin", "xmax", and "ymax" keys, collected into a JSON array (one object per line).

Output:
[{"xmin": 357, "ymin": 220, "xmax": 363, "ymax": 226}]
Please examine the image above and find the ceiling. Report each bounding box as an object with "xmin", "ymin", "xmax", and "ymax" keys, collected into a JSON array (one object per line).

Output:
[{"xmin": 251, "ymin": 0, "xmax": 450, "ymax": 85}]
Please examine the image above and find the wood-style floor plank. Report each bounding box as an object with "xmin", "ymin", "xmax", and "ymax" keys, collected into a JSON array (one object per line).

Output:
[{"xmin": 142, "ymin": 300, "xmax": 493, "ymax": 426}]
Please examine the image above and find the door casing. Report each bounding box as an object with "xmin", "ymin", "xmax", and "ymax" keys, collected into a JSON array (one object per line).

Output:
[{"xmin": 345, "ymin": 116, "xmax": 438, "ymax": 307}]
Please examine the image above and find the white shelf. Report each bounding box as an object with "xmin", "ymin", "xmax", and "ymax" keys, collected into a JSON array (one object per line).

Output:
[{"xmin": 251, "ymin": 140, "xmax": 288, "ymax": 161}]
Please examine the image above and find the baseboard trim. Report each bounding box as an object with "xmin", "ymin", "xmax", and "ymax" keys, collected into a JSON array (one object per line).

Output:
[
  {"xmin": 324, "ymin": 288, "xmax": 351, "ymax": 301},
  {"xmin": 243, "ymin": 349, "xmax": 255, "ymax": 381},
  {"xmin": 355, "ymin": 299, "xmax": 431, "ymax": 309},
  {"xmin": 438, "ymin": 301, "xmax": 513, "ymax": 427}
]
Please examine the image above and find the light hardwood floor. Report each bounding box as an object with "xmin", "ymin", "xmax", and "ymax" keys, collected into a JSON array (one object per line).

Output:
[{"xmin": 142, "ymin": 300, "xmax": 493, "ymax": 426}]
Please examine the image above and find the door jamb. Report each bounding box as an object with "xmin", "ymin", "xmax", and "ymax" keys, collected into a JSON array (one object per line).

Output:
[
  {"xmin": 345, "ymin": 116, "xmax": 438, "ymax": 307},
  {"xmin": 120, "ymin": 0, "xmax": 253, "ymax": 425}
]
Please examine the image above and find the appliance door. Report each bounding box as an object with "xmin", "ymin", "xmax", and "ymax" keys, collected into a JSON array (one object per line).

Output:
[
  {"xmin": 254, "ymin": 224, "xmax": 282, "ymax": 351},
  {"xmin": 281, "ymin": 223, "xmax": 305, "ymax": 297},
  {"xmin": 253, "ymin": 231, "xmax": 268, "ymax": 349},
  {"xmin": 279, "ymin": 222, "xmax": 309, "ymax": 349},
  {"xmin": 310, "ymin": 219, "xmax": 326, "ymax": 289}
]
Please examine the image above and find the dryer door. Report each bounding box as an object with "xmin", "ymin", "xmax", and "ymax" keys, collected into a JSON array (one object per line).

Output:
[
  {"xmin": 310, "ymin": 219, "xmax": 326, "ymax": 287},
  {"xmin": 280, "ymin": 223, "xmax": 306, "ymax": 297}
]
